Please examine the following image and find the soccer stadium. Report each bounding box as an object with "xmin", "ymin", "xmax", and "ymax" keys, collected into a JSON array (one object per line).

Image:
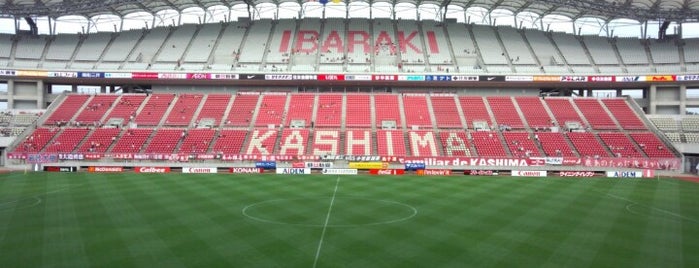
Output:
[{"xmin": 0, "ymin": 0, "xmax": 698, "ymax": 266}]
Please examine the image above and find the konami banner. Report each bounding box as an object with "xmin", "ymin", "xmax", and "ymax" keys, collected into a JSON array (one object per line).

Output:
[
  {"xmin": 182, "ymin": 167, "xmax": 217, "ymax": 174},
  {"xmin": 229, "ymin": 167, "xmax": 264, "ymax": 174}
]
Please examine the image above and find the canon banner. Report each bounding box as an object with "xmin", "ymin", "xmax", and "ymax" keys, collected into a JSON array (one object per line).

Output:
[{"xmin": 182, "ymin": 167, "xmax": 217, "ymax": 174}]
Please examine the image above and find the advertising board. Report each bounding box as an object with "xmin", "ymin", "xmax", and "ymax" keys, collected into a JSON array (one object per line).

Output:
[
  {"xmin": 349, "ymin": 162, "xmax": 389, "ymax": 169},
  {"xmin": 182, "ymin": 167, "xmax": 217, "ymax": 174},
  {"xmin": 276, "ymin": 168, "xmax": 311, "ymax": 175},
  {"xmin": 511, "ymin": 170, "xmax": 547, "ymax": 177},
  {"xmin": 321, "ymin": 168, "xmax": 358, "ymax": 175},
  {"xmin": 135, "ymin": 167, "xmax": 171, "ymax": 173},
  {"xmin": 229, "ymin": 167, "xmax": 264, "ymax": 174}
]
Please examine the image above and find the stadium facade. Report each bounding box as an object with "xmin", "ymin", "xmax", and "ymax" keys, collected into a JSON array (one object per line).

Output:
[{"xmin": 0, "ymin": 0, "xmax": 698, "ymax": 173}]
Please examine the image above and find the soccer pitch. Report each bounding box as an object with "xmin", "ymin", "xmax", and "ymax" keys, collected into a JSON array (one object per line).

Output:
[{"xmin": 0, "ymin": 172, "xmax": 698, "ymax": 268}]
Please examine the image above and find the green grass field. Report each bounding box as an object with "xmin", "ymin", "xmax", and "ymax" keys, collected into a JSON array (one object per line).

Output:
[{"xmin": 0, "ymin": 172, "xmax": 698, "ymax": 268}]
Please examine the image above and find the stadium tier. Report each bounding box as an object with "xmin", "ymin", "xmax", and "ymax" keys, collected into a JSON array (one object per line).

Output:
[
  {"xmin": 0, "ymin": 19, "xmax": 696, "ymax": 73},
  {"xmin": 7, "ymin": 92, "xmax": 680, "ymax": 169}
]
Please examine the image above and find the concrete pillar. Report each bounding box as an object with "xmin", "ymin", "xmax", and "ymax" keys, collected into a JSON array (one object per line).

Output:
[
  {"xmin": 37, "ymin": 80, "xmax": 44, "ymax": 109},
  {"xmin": 679, "ymin": 84, "xmax": 687, "ymax": 115},
  {"xmin": 7, "ymin": 79, "xmax": 14, "ymax": 109},
  {"xmin": 648, "ymin": 84, "xmax": 657, "ymax": 114}
]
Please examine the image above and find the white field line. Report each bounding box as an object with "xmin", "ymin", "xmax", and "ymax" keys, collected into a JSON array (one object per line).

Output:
[
  {"xmin": 604, "ymin": 192, "xmax": 699, "ymax": 224},
  {"xmin": 312, "ymin": 177, "xmax": 341, "ymax": 268}
]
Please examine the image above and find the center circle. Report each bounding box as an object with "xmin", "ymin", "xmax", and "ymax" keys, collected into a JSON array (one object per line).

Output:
[{"xmin": 242, "ymin": 197, "xmax": 418, "ymax": 227}]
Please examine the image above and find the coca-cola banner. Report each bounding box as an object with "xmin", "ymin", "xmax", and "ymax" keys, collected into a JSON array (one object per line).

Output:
[{"xmin": 369, "ymin": 169, "xmax": 405, "ymax": 175}]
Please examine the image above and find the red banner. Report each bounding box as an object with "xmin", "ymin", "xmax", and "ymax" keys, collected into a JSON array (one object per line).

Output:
[
  {"xmin": 134, "ymin": 167, "xmax": 171, "ymax": 173},
  {"xmin": 417, "ymin": 169, "xmax": 452, "ymax": 176},
  {"xmin": 88, "ymin": 166, "xmax": 124, "ymax": 173},
  {"xmin": 396, "ymin": 157, "xmax": 531, "ymax": 167},
  {"xmin": 369, "ymin": 169, "xmax": 404, "ymax": 175},
  {"xmin": 229, "ymin": 167, "xmax": 264, "ymax": 174}
]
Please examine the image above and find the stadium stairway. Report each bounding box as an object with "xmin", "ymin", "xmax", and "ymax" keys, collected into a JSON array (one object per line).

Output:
[
  {"xmin": 544, "ymin": 31, "xmax": 573, "ymax": 73},
  {"xmin": 577, "ymin": 35, "xmax": 601, "ymax": 73},
  {"xmin": 118, "ymin": 29, "xmax": 148, "ymax": 70},
  {"xmin": 493, "ymin": 27, "xmax": 515, "ymax": 73}
]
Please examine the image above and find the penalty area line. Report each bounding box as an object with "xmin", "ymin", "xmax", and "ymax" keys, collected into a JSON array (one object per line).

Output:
[{"xmin": 312, "ymin": 176, "xmax": 341, "ymax": 268}]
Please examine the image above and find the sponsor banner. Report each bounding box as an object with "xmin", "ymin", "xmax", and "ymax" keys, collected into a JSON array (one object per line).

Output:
[
  {"xmin": 292, "ymin": 74, "xmax": 316, "ymax": 80},
  {"xmin": 677, "ymin": 74, "xmax": 699, "ymax": 81},
  {"xmin": 512, "ymin": 170, "xmax": 547, "ymax": 177},
  {"xmin": 305, "ymin": 162, "xmax": 333, "ymax": 169},
  {"xmin": 562, "ymin": 157, "xmax": 582, "ymax": 166},
  {"xmin": 478, "ymin": 76, "xmax": 505, "ymax": 82},
  {"xmin": 372, "ymin": 75, "xmax": 397, "ymax": 81},
  {"xmin": 135, "ymin": 167, "xmax": 171, "ymax": 173},
  {"xmin": 210, "ymin": 73, "xmax": 239, "ymax": 80},
  {"xmin": 0, "ymin": 69, "xmax": 16, "ymax": 76},
  {"xmin": 26, "ymin": 154, "xmax": 58, "ymax": 164},
  {"xmin": 582, "ymin": 157, "xmax": 680, "ymax": 170},
  {"xmin": 349, "ymin": 162, "xmax": 389, "ymax": 169},
  {"xmin": 255, "ymin": 161, "xmax": 277, "ymax": 169},
  {"xmin": 276, "ymin": 168, "xmax": 311, "ymax": 175},
  {"xmin": 132, "ymin": 72, "xmax": 158, "ymax": 79},
  {"xmin": 417, "ymin": 169, "xmax": 452, "ymax": 176},
  {"xmin": 616, "ymin": 76, "xmax": 645, "ymax": 82},
  {"xmin": 404, "ymin": 162, "xmax": 426, "ymax": 171},
  {"xmin": 78, "ymin": 72, "xmax": 105, "ymax": 78},
  {"xmin": 451, "ymin": 75, "xmax": 479, "ymax": 81},
  {"xmin": 158, "ymin": 73, "xmax": 187, "ymax": 79},
  {"xmin": 186, "ymin": 73, "xmax": 210, "ymax": 79},
  {"xmin": 16, "ymin": 70, "xmax": 48, "ymax": 77},
  {"xmin": 465, "ymin": 170, "xmax": 497, "ymax": 176},
  {"xmin": 48, "ymin": 71, "xmax": 78, "ymax": 78},
  {"xmin": 606, "ymin": 171, "xmax": 643, "ymax": 178},
  {"xmin": 398, "ymin": 157, "xmax": 531, "ymax": 167},
  {"xmin": 397, "ymin": 75, "xmax": 425, "ymax": 81},
  {"xmin": 533, "ymin": 76, "xmax": 560, "ymax": 82},
  {"xmin": 321, "ymin": 168, "xmax": 358, "ymax": 175},
  {"xmin": 558, "ymin": 171, "xmax": 596, "ymax": 177},
  {"xmin": 344, "ymin": 74, "xmax": 372, "ymax": 81},
  {"xmin": 588, "ymin": 76, "xmax": 615, "ymax": 82},
  {"xmin": 560, "ymin": 76, "xmax": 588, "ymax": 82},
  {"xmin": 194, "ymin": 154, "xmax": 216, "ymax": 160},
  {"xmin": 182, "ymin": 167, "xmax": 217, "ymax": 174},
  {"xmin": 321, "ymin": 155, "xmax": 381, "ymax": 161},
  {"xmin": 88, "ymin": 166, "xmax": 124, "ymax": 173},
  {"xmin": 646, "ymin": 75, "xmax": 675, "ymax": 82},
  {"xmin": 545, "ymin": 157, "xmax": 563, "ymax": 165},
  {"xmin": 44, "ymin": 166, "xmax": 77, "ymax": 172},
  {"xmin": 229, "ymin": 167, "xmax": 264, "ymax": 174},
  {"xmin": 265, "ymin": 74, "xmax": 293, "ymax": 80},
  {"xmin": 58, "ymin": 153, "xmax": 84, "ymax": 160},
  {"xmin": 425, "ymin": 75, "xmax": 451, "ymax": 82},
  {"xmin": 240, "ymin": 74, "xmax": 264, "ymax": 80},
  {"xmin": 369, "ymin": 169, "xmax": 405, "ymax": 175},
  {"xmin": 292, "ymin": 162, "xmax": 306, "ymax": 168},
  {"xmin": 318, "ymin": 74, "xmax": 345, "ymax": 81},
  {"xmin": 104, "ymin": 72, "xmax": 132, "ymax": 78},
  {"xmin": 505, "ymin": 76, "xmax": 533, "ymax": 82}
]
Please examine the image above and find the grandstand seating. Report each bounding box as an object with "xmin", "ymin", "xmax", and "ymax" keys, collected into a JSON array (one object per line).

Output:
[
  {"xmin": 403, "ymin": 95, "xmax": 433, "ymax": 128},
  {"xmin": 278, "ymin": 129, "xmax": 309, "ymax": 155},
  {"xmin": 285, "ymin": 94, "xmax": 315, "ymax": 128},
  {"xmin": 567, "ymin": 132, "xmax": 610, "ymax": 157},
  {"xmin": 75, "ymin": 95, "xmax": 118, "ymax": 125},
  {"xmin": 407, "ymin": 131, "xmax": 439, "ymax": 156},
  {"xmin": 601, "ymin": 99, "xmax": 646, "ymax": 129},
  {"xmin": 13, "ymin": 127, "xmax": 58, "ymax": 153},
  {"xmin": 376, "ymin": 130, "xmax": 407, "ymax": 156},
  {"xmin": 196, "ymin": 94, "xmax": 231, "ymax": 126},
  {"xmin": 315, "ymin": 94, "xmax": 342, "ymax": 127},
  {"xmin": 109, "ymin": 128, "xmax": 153, "ymax": 153},
  {"xmin": 629, "ymin": 132, "xmax": 676, "ymax": 158},
  {"xmin": 178, "ymin": 128, "xmax": 215, "ymax": 154},
  {"xmin": 135, "ymin": 94, "xmax": 176, "ymax": 126},
  {"xmin": 439, "ymin": 131, "xmax": 472, "ymax": 156},
  {"xmin": 245, "ymin": 129, "xmax": 279, "ymax": 154},
  {"xmin": 535, "ymin": 132, "xmax": 577, "ymax": 157},
  {"xmin": 598, "ymin": 132, "xmax": 644, "ymax": 157},
  {"xmin": 486, "ymin": 96, "xmax": 524, "ymax": 128},
  {"xmin": 104, "ymin": 95, "xmax": 147, "ymax": 125},
  {"xmin": 77, "ymin": 128, "xmax": 121, "ymax": 153},
  {"xmin": 470, "ymin": 131, "xmax": 508, "ymax": 157},
  {"xmin": 43, "ymin": 128, "xmax": 90, "ymax": 153},
  {"xmin": 164, "ymin": 94, "xmax": 203, "ymax": 126},
  {"xmin": 345, "ymin": 129, "xmax": 373, "ymax": 155},
  {"xmin": 374, "ymin": 94, "xmax": 402, "ymax": 127},
  {"xmin": 345, "ymin": 94, "xmax": 371, "ymax": 128},
  {"xmin": 212, "ymin": 129, "xmax": 248, "ymax": 154},
  {"xmin": 225, "ymin": 94, "xmax": 259, "ymax": 126},
  {"xmin": 312, "ymin": 129, "xmax": 340, "ymax": 155},
  {"xmin": 502, "ymin": 131, "xmax": 541, "ymax": 158},
  {"xmin": 573, "ymin": 98, "xmax": 618, "ymax": 129},
  {"xmin": 515, "ymin": 97, "xmax": 552, "ymax": 129},
  {"xmin": 430, "ymin": 95, "xmax": 463, "ymax": 128},
  {"xmin": 45, "ymin": 95, "xmax": 91, "ymax": 125},
  {"xmin": 255, "ymin": 94, "xmax": 287, "ymax": 127},
  {"xmin": 142, "ymin": 128, "xmax": 183, "ymax": 154},
  {"xmin": 545, "ymin": 98, "xmax": 585, "ymax": 127},
  {"xmin": 459, "ymin": 96, "xmax": 492, "ymax": 128}
]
